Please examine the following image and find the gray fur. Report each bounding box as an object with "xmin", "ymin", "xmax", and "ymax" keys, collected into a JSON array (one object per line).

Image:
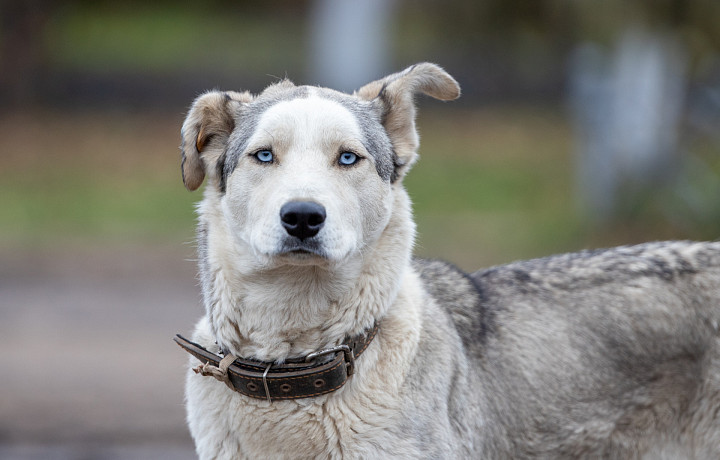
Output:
[
  {"xmin": 316, "ymin": 88, "xmax": 396, "ymax": 181},
  {"xmin": 412, "ymin": 241, "xmax": 720, "ymax": 457}
]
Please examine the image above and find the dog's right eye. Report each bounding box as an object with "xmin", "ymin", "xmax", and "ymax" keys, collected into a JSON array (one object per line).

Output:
[
  {"xmin": 339, "ymin": 152, "xmax": 360, "ymax": 166},
  {"xmin": 253, "ymin": 150, "xmax": 274, "ymax": 163}
]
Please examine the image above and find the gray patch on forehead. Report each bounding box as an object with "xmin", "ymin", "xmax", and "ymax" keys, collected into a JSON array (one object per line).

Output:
[
  {"xmin": 221, "ymin": 85, "xmax": 310, "ymax": 192},
  {"xmin": 314, "ymin": 88, "xmax": 395, "ymax": 182}
]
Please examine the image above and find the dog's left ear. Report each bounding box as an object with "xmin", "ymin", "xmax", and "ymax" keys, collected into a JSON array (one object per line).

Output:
[
  {"xmin": 356, "ymin": 63, "xmax": 460, "ymax": 179},
  {"xmin": 180, "ymin": 90, "xmax": 252, "ymax": 191}
]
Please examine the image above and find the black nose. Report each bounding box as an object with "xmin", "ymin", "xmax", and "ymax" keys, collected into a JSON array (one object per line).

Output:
[{"xmin": 280, "ymin": 201, "xmax": 326, "ymax": 240}]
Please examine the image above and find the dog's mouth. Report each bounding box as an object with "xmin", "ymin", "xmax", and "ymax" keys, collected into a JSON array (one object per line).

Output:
[
  {"xmin": 286, "ymin": 249, "xmax": 317, "ymax": 257},
  {"xmin": 277, "ymin": 239, "xmax": 327, "ymax": 259}
]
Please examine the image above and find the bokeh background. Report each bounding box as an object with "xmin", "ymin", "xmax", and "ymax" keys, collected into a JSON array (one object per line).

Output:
[{"xmin": 1, "ymin": 1, "xmax": 719, "ymax": 458}]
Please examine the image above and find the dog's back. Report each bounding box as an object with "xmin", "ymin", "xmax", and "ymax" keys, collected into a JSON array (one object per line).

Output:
[{"xmin": 416, "ymin": 241, "xmax": 720, "ymax": 458}]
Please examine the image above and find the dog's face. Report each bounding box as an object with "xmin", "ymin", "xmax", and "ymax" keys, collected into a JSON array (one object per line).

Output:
[
  {"xmin": 224, "ymin": 90, "xmax": 394, "ymax": 264},
  {"xmin": 180, "ymin": 63, "xmax": 460, "ymax": 268}
]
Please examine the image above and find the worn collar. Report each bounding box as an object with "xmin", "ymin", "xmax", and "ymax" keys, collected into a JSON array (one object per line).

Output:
[{"xmin": 174, "ymin": 323, "xmax": 379, "ymax": 402}]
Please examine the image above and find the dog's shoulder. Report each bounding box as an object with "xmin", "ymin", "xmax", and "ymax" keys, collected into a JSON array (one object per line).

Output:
[{"xmin": 413, "ymin": 258, "xmax": 494, "ymax": 354}]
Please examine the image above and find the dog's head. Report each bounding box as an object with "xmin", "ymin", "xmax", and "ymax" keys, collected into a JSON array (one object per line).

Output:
[{"xmin": 180, "ymin": 63, "xmax": 459, "ymax": 267}]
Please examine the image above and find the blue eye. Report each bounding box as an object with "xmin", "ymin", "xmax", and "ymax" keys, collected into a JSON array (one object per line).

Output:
[
  {"xmin": 339, "ymin": 152, "xmax": 359, "ymax": 166},
  {"xmin": 254, "ymin": 150, "xmax": 273, "ymax": 163}
]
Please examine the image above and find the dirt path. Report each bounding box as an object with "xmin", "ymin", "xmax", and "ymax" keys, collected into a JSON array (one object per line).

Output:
[{"xmin": 0, "ymin": 242, "xmax": 202, "ymax": 458}]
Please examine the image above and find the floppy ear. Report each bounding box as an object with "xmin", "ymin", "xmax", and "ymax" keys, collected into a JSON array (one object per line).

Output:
[
  {"xmin": 356, "ymin": 63, "xmax": 460, "ymax": 179},
  {"xmin": 180, "ymin": 90, "xmax": 252, "ymax": 191}
]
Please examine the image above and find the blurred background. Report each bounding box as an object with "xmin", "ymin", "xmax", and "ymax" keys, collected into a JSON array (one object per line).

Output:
[{"xmin": 1, "ymin": 0, "xmax": 719, "ymax": 458}]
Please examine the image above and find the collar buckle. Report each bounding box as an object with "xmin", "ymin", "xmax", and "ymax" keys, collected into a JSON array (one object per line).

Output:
[{"xmin": 305, "ymin": 344, "xmax": 356, "ymax": 376}]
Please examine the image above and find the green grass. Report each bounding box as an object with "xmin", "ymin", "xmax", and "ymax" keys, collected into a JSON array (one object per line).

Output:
[
  {"xmin": 0, "ymin": 111, "xmax": 199, "ymax": 247},
  {"xmin": 406, "ymin": 107, "xmax": 584, "ymax": 268},
  {"xmin": 0, "ymin": 170, "xmax": 197, "ymax": 244}
]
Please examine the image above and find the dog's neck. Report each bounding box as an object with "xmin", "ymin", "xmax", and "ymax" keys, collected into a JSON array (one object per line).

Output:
[{"xmin": 197, "ymin": 187, "xmax": 415, "ymax": 362}]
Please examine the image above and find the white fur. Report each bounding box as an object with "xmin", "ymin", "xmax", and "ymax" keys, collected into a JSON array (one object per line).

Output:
[
  {"xmin": 188, "ymin": 186, "xmax": 427, "ymax": 458},
  {"xmin": 186, "ymin": 267, "xmax": 426, "ymax": 459},
  {"xmin": 224, "ymin": 93, "xmax": 391, "ymax": 266},
  {"xmin": 184, "ymin": 87, "xmax": 437, "ymax": 457},
  {"xmin": 200, "ymin": 94, "xmax": 401, "ymax": 361}
]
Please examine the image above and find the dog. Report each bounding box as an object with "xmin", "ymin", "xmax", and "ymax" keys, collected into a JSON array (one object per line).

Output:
[{"xmin": 176, "ymin": 63, "xmax": 720, "ymax": 459}]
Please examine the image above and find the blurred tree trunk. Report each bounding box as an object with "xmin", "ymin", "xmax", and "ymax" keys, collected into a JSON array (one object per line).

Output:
[
  {"xmin": 0, "ymin": 0, "xmax": 51, "ymax": 107},
  {"xmin": 309, "ymin": 0, "xmax": 395, "ymax": 92},
  {"xmin": 570, "ymin": 27, "xmax": 687, "ymax": 222}
]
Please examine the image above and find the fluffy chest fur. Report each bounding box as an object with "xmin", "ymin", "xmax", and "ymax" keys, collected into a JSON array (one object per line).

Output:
[{"xmin": 185, "ymin": 270, "xmax": 437, "ymax": 459}]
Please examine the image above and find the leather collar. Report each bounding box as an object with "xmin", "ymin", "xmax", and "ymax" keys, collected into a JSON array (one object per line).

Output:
[{"xmin": 174, "ymin": 323, "xmax": 379, "ymax": 401}]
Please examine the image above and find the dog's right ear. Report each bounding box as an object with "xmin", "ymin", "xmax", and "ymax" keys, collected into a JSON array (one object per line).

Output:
[
  {"xmin": 180, "ymin": 90, "xmax": 252, "ymax": 191},
  {"xmin": 355, "ymin": 63, "xmax": 460, "ymax": 180}
]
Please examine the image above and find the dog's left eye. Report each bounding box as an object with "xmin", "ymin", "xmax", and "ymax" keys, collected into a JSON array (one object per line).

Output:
[
  {"xmin": 339, "ymin": 152, "xmax": 359, "ymax": 166},
  {"xmin": 254, "ymin": 150, "xmax": 274, "ymax": 163}
]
